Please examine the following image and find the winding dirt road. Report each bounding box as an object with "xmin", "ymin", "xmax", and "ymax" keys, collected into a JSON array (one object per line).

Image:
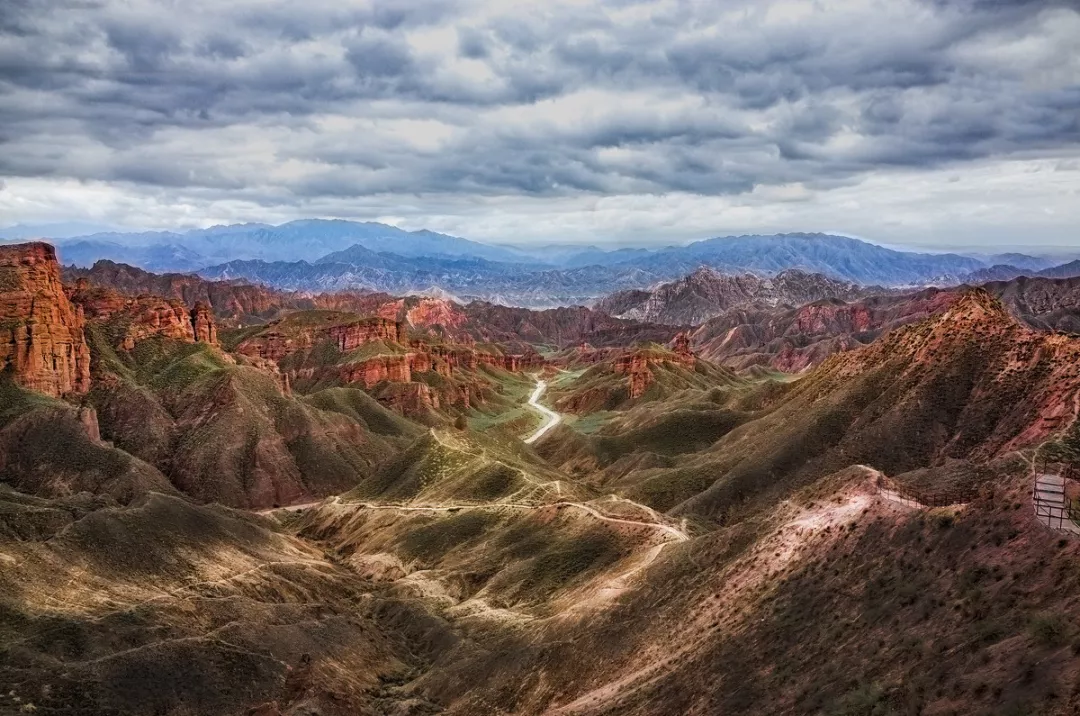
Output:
[{"xmin": 524, "ymin": 378, "xmax": 562, "ymax": 444}]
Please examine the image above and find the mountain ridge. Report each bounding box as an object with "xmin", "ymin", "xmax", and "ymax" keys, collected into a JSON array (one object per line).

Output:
[
  {"xmin": 34, "ymin": 223, "xmax": 1067, "ymax": 306},
  {"xmin": 596, "ymin": 266, "xmax": 875, "ymax": 326}
]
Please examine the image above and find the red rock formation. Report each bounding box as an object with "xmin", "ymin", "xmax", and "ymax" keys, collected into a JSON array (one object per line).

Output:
[
  {"xmin": 338, "ymin": 355, "xmax": 412, "ymax": 388},
  {"xmin": 326, "ymin": 318, "xmax": 401, "ymax": 351},
  {"xmin": 377, "ymin": 381, "xmax": 438, "ymax": 415},
  {"xmin": 117, "ymin": 299, "xmax": 195, "ymax": 350},
  {"xmin": 69, "ymin": 281, "xmax": 220, "ymax": 350},
  {"xmin": 612, "ymin": 353, "xmax": 656, "ymax": 398},
  {"xmin": 409, "ymin": 352, "xmax": 432, "ymax": 374},
  {"xmin": 191, "ymin": 301, "xmax": 218, "ymax": 345},
  {"xmin": 237, "ymin": 331, "xmax": 296, "ymax": 362},
  {"xmin": 424, "ymin": 344, "xmax": 478, "ymax": 371},
  {"xmin": 64, "ymin": 260, "xmax": 296, "ymax": 322},
  {"xmin": 0, "ymin": 242, "xmax": 91, "ymax": 396},
  {"xmin": 64, "ymin": 261, "xmax": 403, "ymax": 326},
  {"xmin": 77, "ymin": 405, "xmax": 101, "ymax": 442},
  {"xmin": 671, "ymin": 331, "xmax": 694, "ymax": 358},
  {"xmin": 375, "ymin": 298, "xmax": 405, "ymax": 321},
  {"xmin": 612, "ymin": 348, "xmax": 695, "ymax": 398},
  {"xmin": 406, "ymin": 298, "xmax": 468, "ymax": 329}
]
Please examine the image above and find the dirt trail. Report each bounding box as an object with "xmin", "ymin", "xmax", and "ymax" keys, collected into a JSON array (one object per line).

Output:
[
  {"xmin": 547, "ymin": 490, "xmax": 873, "ymax": 715},
  {"xmin": 257, "ymin": 501, "xmax": 323, "ymax": 515},
  {"xmin": 524, "ymin": 378, "xmax": 562, "ymax": 444},
  {"xmin": 289, "ymin": 496, "xmax": 689, "ymax": 542}
]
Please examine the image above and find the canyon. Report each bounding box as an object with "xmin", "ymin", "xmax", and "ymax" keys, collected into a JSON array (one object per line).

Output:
[{"xmin": 3, "ymin": 240, "xmax": 1080, "ymax": 716}]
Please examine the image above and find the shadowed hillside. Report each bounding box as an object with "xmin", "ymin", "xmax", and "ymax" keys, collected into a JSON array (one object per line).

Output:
[{"xmin": 5, "ymin": 247, "xmax": 1080, "ymax": 716}]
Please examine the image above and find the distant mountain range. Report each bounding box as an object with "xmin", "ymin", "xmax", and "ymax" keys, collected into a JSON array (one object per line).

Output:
[
  {"xmin": 957, "ymin": 260, "xmax": 1080, "ymax": 285},
  {"xmin": 9, "ymin": 218, "xmax": 1080, "ymax": 306},
  {"xmin": 596, "ymin": 267, "xmax": 874, "ymax": 325},
  {"xmin": 39, "ymin": 220, "xmax": 534, "ymax": 271}
]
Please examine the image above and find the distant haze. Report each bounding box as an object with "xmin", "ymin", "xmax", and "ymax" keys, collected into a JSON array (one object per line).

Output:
[{"xmin": 1, "ymin": 0, "xmax": 1079, "ymax": 251}]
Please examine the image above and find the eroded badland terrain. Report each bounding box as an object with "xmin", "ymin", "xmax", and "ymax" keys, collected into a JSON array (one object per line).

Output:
[{"xmin": 3, "ymin": 242, "xmax": 1080, "ymax": 715}]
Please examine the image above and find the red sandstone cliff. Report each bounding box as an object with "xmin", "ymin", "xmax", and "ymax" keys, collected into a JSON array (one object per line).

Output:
[
  {"xmin": 612, "ymin": 347, "xmax": 695, "ymax": 398},
  {"xmin": 327, "ymin": 318, "xmax": 402, "ymax": 350},
  {"xmin": 68, "ymin": 280, "xmax": 220, "ymax": 350},
  {"xmin": 0, "ymin": 242, "xmax": 91, "ymax": 396},
  {"xmin": 191, "ymin": 301, "xmax": 218, "ymax": 345}
]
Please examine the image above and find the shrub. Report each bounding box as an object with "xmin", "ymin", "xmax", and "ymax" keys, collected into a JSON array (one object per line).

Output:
[{"xmin": 1028, "ymin": 613, "xmax": 1066, "ymax": 646}]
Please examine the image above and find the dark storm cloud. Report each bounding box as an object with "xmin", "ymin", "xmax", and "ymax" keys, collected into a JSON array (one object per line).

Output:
[{"xmin": 0, "ymin": 0, "xmax": 1077, "ymax": 203}]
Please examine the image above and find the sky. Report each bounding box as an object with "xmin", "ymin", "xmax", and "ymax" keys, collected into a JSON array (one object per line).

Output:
[{"xmin": 1, "ymin": 0, "xmax": 1079, "ymax": 251}]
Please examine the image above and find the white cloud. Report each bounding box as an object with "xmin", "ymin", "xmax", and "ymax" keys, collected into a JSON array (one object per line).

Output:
[{"xmin": 0, "ymin": 0, "xmax": 1077, "ymax": 250}]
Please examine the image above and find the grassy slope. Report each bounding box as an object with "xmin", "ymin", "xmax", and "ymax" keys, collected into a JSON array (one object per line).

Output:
[
  {"xmin": 0, "ymin": 377, "xmax": 175, "ymax": 503},
  {"xmin": 0, "ymin": 489, "xmax": 452, "ymax": 715},
  {"xmin": 79, "ymin": 333, "xmax": 418, "ymax": 507}
]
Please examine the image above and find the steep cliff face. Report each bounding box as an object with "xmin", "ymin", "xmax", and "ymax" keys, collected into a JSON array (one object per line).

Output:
[
  {"xmin": 114, "ymin": 299, "xmax": 194, "ymax": 350},
  {"xmin": 338, "ymin": 355, "xmax": 413, "ymax": 388},
  {"xmin": 327, "ymin": 318, "xmax": 401, "ymax": 350},
  {"xmin": 0, "ymin": 242, "xmax": 91, "ymax": 396},
  {"xmin": 235, "ymin": 314, "xmax": 399, "ymax": 361},
  {"xmin": 69, "ymin": 280, "xmax": 220, "ymax": 350},
  {"xmin": 191, "ymin": 301, "xmax": 219, "ymax": 345}
]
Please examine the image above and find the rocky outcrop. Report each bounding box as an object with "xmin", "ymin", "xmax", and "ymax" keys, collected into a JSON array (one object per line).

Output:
[
  {"xmin": 77, "ymin": 405, "xmax": 101, "ymax": 442},
  {"xmin": 237, "ymin": 330, "xmax": 297, "ymax": 362},
  {"xmin": 405, "ymin": 298, "xmax": 468, "ymax": 329},
  {"xmin": 0, "ymin": 242, "xmax": 91, "ymax": 396},
  {"xmin": 327, "ymin": 318, "xmax": 401, "ymax": 351},
  {"xmin": 191, "ymin": 301, "xmax": 219, "ymax": 345},
  {"xmin": 612, "ymin": 348, "xmax": 695, "ymax": 398},
  {"xmin": 69, "ymin": 281, "xmax": 220, "ymax": 350},
  {"xmin": 670, "ymin": 331, "xmax": 694, "ymax": 358},
  {"xmin": 237, "ymin": 316, "xmax": 401, "ymax": 362},
  {"xmin": 339, "ymin": 355, "xmax": 412, "ymax": 388},
  {"xmin": 376, "ymin": 381, "xmax": 439, "ymax": 415},
  {"xmin": 64, "ymin": 260, "xmax": 295, "ymax": 322},
  {"xmin": 618, "ymin": 359, "xmax": 655, "ymax": 399},
  {"xmin": 424, "ymin": 344, "xmax": 479, "ymax": 371},
  {"xmin": 117, "ymin": 300, "xmax": 195, "ymax": 350}
]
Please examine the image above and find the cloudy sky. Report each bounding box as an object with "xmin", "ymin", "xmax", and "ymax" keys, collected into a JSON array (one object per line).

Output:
[{"xmin": 1, "ymin": 0, "xmax": 1079, "ymax": 250}]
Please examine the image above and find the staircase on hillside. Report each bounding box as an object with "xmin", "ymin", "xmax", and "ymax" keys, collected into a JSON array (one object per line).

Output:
[{"xmin": 1033, "ymin": 474, "xmax": 1080, "ymax": 535}]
